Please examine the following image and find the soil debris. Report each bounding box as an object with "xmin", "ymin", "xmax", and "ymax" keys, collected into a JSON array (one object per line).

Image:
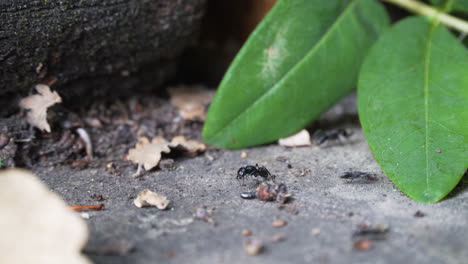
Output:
[
  {"xmin": 19, "ymin": 84, "xmax": 62, "ymax": 132},
  {"xmin": 105, "ymin": 162, "xmax": 122, "ymax": 176},
  {"xmin": 278, "ymin": 129, "xmax": 311, "ymax": 147},
  {"xmin": 91, "ymin": 194, "xmax": 105, "ymax": 201},
  {"xmin": 352, "ymin": 224, "xmax": 389, "ymax": 241},
  {"xmin": 354, "ymin": 239, "xmax": 372, "ymax": 251},
  {"xmin": 414, "ymin": 210, "xmax": 426, "ymax": 217},
  {"xmin": 193, "ymin": 205, "xmax": 216, "ymax": 225},
  {"xmin": 244, "ymin": 238, "xmax": 264, "ymax": 256},
  {"xmin": 133, "ymin": 189, "xmax": 170, "ymax": 210},
  {"xmin": 242, "ymin": 229, "xmax": 252, "ymax": 236},
  {"xmin": 272, "ymin": 219, "xmax": 287, "ymax": 227},
  {"xmin": 167, "ymin": 86, "xmax": 214, "ymax": 121},
  {"xmin": 159, "ymin": 159, "xmax": 176, "ymax": 170},
  {"xmin": 340, "ymin": 171, "xmax": 378, "ymax": 182}
]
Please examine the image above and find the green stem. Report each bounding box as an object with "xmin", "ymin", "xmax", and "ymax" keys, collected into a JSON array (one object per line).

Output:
[{"xmin": 383, "ymin": 0, "xmax": 468, "ymax": 33}]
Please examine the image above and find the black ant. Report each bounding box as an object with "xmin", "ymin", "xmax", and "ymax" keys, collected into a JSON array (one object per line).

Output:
[
  {"xmin": 314, "ymin": 129, "xmax": 352, "ymax": 146},
  {"xmin": 237, "ymin": 164, "xmax": 273, "ymax": 185}
]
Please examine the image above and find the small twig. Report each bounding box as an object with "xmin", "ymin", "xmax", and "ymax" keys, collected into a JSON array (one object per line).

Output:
[
  {"xmin": 76, "ymin": 128, "xmax": 93, "ymax": 160},
  {"xmin": 69, "ymin": 204, "xmax": 104, "ymax": 211},
  {"xmin": 383, "ymin": 0, "xmax": 468, "ymax": 33}
]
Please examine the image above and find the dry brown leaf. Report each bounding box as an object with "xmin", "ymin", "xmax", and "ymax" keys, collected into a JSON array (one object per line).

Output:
[
  {"xmin": 278, "ymin": 129, "xmax": 311, "ymax": 147},
  {"xmin": 128, "ymin": 136, "xmax": 171, "ymax": 172},
  {"xmin": 168, "ymin": 86, "xmax": 214, "ymax": 121},
  {"xmin": 19, "ymin": 84, "xmax": 62, "ymax": 132},
  {"xmin": 0, "ymin": 169, "xmax": 90, "ymax": 264},
  {"xmin": 133, "ymin": 189, "xmax": 170, "ymax": 209},
  {"xmin": 169, "ymin": 136, "xmax": 206, "ymax": 156}
]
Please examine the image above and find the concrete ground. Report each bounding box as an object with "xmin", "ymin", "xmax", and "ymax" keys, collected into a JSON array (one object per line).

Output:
[{"xmin": 33, "ymin": 95, "xmax": 468, "ymax": 264}]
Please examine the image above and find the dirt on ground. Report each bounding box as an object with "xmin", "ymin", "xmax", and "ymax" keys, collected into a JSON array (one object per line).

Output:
[{"xmin": 1, "ymin": 89, "xmax": 467, "ymax": 264}]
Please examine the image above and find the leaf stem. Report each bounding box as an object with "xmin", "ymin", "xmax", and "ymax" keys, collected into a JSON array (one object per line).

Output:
[{"xmin": 383, "ymin": 0, "xmax": 468, "ymax": 33}]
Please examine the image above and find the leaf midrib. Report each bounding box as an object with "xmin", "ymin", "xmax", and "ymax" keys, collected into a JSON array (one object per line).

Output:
[{"xmin": 207, "ymin": 0, "xmax": 359, "ymax": 142}]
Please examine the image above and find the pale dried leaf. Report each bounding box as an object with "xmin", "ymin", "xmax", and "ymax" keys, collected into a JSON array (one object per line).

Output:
[
  {"xmin": 0, "ymin": 169, "xmax": 90, "ymax": 264},
  {"xmin": 278, "ymin": 129, "xmax": 311, "ymax": 147},
  {"xmin": 128, "ymin": 137, "xmax": 171, "ymax": 171},
  {"xmin": 169, "ymin": 136, "xmax": 206, "ymax": 156},
  {"xmin": 19, "ymin": 84, "xmax": 62, "ymax": 132},
  {"xmin": 133, "ymin": 189, "xmax": 170, "ymax": 209},
  {"xmin": 168, "ymin": 86, "xmax": 214, "ymax": 121}
]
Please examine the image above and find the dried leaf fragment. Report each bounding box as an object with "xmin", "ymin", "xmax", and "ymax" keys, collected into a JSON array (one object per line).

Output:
[
  {"xmin": 0, "ymin": 169, "xmax": 90, "ymax": 264},
  {"xmin": 278, "ymin": 129, "xmax": 311, "ymax": 147},
  {"xmin": 134, "ymin": 189, "xmax": 170, "ymax": 209},
  {"xmin": 169, "ymin": 136, "xmax": 206, "ymax": 156},
  {"xmin": 19, "ymin": 84, "xmax": 62, "ymax": 132},
  {"xmin": 128, "ymin": 137, "xmax": 171, "ymax": 175},
  {"xmin": 168, "ymin": 86, "xmax": 214, "ymax": 121}
]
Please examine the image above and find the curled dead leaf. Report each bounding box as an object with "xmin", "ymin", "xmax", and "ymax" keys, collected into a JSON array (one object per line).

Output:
[
  {"xmin": 278, "ymin": 129, "xmax": 311, "ymax": 147},
  {"xmin": 169, "ymin": 136, "xmax": 206, "ymax": 156},
  {"xmin": 168, "ymin": 86, "xmax": 214, "ymax": 121},
  {"xmin": 0, "ymin": 169, "xmax": 90, "ymax": 264},
  {"xmin": 128, "ymin": 137, "xmax": 171, "ymax": 175},
  {"xmin": 134, "ymin": 189, "xmax": 170, "ymax": 209},
  {"xmin": 19, "ymin": 84, "xmax": 62, "ymax": 132}
]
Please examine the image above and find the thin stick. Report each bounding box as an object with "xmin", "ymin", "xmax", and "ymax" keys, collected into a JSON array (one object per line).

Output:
[
  {"xmin": 69, "ymin": 204, "xmax": 104, "ymax": 211},
  {"xmin": 383, "ymin": 0, "xmax": 468, "ymax": 33}
]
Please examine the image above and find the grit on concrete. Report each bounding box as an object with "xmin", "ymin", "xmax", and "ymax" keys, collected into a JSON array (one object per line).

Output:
[{"xmin": 33, "ymin": 96, "xmax": 468, "ymax": 264}]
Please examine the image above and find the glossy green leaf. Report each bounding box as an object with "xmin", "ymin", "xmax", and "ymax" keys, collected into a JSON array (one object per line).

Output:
[
  {"xmin": 203, "ymin": 0, "xmax": 389, "ymax": 149},
  {"xmin": 358, "ymin": 17, "xmax": 468, "ymax": 203}
]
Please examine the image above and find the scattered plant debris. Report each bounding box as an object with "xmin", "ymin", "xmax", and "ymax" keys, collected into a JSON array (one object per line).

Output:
[
  {"xmin": 167, "ymin": 86, "xmax": 214, "ymax": 121},
  {"xmin": 244, "ymin": 238, "xmax": 264, "ymax": 256},
  {"xmin": 278, "ymin": 129, "xmax": 311, "ymax": 147},
  {"xmin": 313, "ymin": 129, "xmax": 352, "ymax": 146},
  {"xmin": 256, "ymin": 183, "xmax": 291, "ymax": 203},
  {"xmin": 133, "ymin": 189, "xmax": 170, "ymax": 209},
  {"xmin": 267, "ymin": 234, "xmax": 286, "ymax": 242},
  {"xmin": 193, "ymin": 205, "xmax": 216, "ymax": 225},
  {"xmin": 91, "ymin": 194, "xmax": 105, "ymax": 201},
  {"xmin": 0, "ymin": 169, "xmax": 90, "ymax": 263},
  {"xmin": 340, "ymin": 171, "xmax": 378, "ymax": 182},
  {"xmin": 272, "ymin": 219, "xmax": 287, "ymax": 227},
  {"xmin": 19, "ymin": 84, "xmax": 62, "ymax": 132},
  {"xmin": 105, "ymin": 162, "xmax": 122, "ymax": 176},
  {"xmin": 69, "ymin": 204, "xmax": 105, "ymax": 211}
]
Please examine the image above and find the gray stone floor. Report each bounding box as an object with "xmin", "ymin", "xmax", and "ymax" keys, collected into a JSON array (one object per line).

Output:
[{"xmin": 34, "ymin": 95, "xmax": 468, "ymax": 264}]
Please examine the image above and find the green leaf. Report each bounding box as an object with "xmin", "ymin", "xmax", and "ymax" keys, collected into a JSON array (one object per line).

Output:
[
  {"xmin": 358, "ymin": 17, "xmax": 468, "ymax": 203},
  {"xmin": 430, "ymin": 0, "xmax": 468, "ymax": 12},
  {"xmin": 203, "ymin": 0, "xmax": 389, "ymax": 149}
]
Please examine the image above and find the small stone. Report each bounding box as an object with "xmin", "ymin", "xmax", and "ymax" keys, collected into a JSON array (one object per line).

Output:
[
  {"xmin": 241, "ymin": 229, "xmax": 252, "ymax": 236},
  {"xmin": 244, "ymin": 238, "xmax": 263, "ymax": 256},
  {"xmin": 240, "ymin": 152, "xmax": 247, "ymax": 158},
  {"xmin": 311, "ymin": 228, "xmax": 320, "ymax": 236},
  {"xmin": 414, "ymin": 210, "xmax": 425, "ymax": 217},
  {"xmin": 354, "ymin": 239, "xmax": 372, "ymax": 251},
  {"xmin": 272, "ymin": 219, "xmax": 287, "ymax": 227}
]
